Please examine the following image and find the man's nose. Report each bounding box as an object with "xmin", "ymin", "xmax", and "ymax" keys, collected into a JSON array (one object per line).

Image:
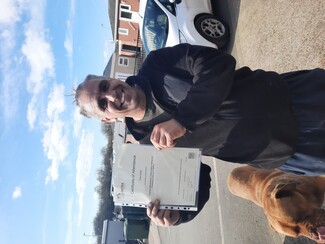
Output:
[{"xmin": 103, "ymin": 90, "xmax": 117, "ymax": 102}]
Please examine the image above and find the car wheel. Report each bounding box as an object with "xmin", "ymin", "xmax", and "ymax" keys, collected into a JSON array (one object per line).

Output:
[{"xmin": 194, "ymin": 14, "xmax": 230, "ymax": 49}]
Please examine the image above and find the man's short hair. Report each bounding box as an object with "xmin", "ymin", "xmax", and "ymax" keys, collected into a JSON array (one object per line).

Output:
[{"xmin": 74, "ymin": 74, "xmax": 104, "ymax": 119}]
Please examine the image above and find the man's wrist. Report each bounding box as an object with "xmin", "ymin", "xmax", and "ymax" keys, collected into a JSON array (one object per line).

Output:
[{"xmin": 173, "ymin": 212, "xmax": 182, "ymax": 226}]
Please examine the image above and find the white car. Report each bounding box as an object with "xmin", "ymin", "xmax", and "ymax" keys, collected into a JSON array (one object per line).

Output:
[{"xmin": 138, "ymin": 0, "xmax": 230, "ymax": 53}]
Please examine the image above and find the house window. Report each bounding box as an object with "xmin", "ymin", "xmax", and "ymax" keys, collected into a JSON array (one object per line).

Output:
[
  {"xmin": 118, "ymin": 57, "xmax": 129, "ymax": 67},
  {"xmin": 120, "ymin": 4, "xmax": 132, "ymax": 20},
  {"xmin": 120, "ymin": 4, "xmax": 130, "ymax": 10},
  {"xmin": 115, "ymin": 72, "xmax": 130, "ymax": 81},
  {"xmin": 121, "ymin": 44, "xmax": 141, "ymax": 54},
  {"xmin": 118, "ymin": 28, "xmax": 129, "ymax": 35}
]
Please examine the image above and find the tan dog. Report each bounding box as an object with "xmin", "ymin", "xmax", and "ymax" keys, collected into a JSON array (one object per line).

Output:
[{"xmin": 227, "ymin": 166, "xmax": 325, "ymax": 243}]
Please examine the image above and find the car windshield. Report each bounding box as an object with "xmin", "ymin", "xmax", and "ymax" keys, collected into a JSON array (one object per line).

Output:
[{"xmin": 142, "ymin": 0, "xmax": 168, "ymax": 53}]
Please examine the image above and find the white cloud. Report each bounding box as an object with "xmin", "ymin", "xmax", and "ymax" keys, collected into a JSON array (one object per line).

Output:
[
  {"xmin": 23, "ymin": 30, "xmax": 55, "ymax": 129},
  {"xmin": 46, "ymin": 84, "xmax": 65, "ymax": 116},
  {"xmin": 44, "ymin": 84, "xmax": 68, "ymax": 184},
  {"xmin": 72, "ymin": 108, "xmax": 83, "ymax": 138},
  {"xmin": 64, "ymin": 20, "xmax": 73, "ymax": 60},
  {"xmin": 75, "ymin": 130, "xmax": 94, "ymax": 225},
  {"xmin": 0, "ymin": 0, "xmax": 22, "ymax": 24},
  {"xmin": 27, "ymin": 96, "xmax": 37, "ymax": 130},
  {"xmin": 64, "ymin": 0, "xmax": 75, "ymax": 75},
  {"xmin": 20, "ymin": 0, "xmax": 55, "ymax": 129},
  {"xmin": 12, "ymin": 186, "xmax": 22, "ymax": 200},
  {"xmin": 0, "ymin": 59, "xmax": 21, "ymax": 122},
  {"xmin": 22, "ymin": 29, "xmax": 54, "ymax": 93},
  {"xmin": 0, "ymin": 0, "xmax": 25, "ymax": 122},
  {"xmin": 93, "ymin": 191, "xmax": 98, "ymax": 201}
]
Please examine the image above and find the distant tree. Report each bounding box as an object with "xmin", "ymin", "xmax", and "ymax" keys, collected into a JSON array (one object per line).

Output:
[{"xmin": 92, "ymin": 123, "xmax": 116, "ymax": 244}]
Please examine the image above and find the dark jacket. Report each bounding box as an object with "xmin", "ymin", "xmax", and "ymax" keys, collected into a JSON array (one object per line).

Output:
[
  {"xmin": 126, "ymin": 44, "xmax": 298, "ymax": 168},
  {"xmin": 123, "ymin": 44, "xmax": 299, "ymax": 224}
]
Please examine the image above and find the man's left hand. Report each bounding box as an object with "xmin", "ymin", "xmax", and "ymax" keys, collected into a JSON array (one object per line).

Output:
[{"xmin": 147, "ymin": 200, "xmax": 180, "ymax": 227}]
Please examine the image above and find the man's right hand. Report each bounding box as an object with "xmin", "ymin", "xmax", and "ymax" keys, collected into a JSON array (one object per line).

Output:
[{"xmin": 150, "ymin": 119, "xmax": 186, "ymax": 150}]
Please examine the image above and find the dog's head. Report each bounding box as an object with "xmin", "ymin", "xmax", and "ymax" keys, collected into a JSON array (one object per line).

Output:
[{"xmin": 263, "ymin": 178, "xmax": 325, "ymax": 243}]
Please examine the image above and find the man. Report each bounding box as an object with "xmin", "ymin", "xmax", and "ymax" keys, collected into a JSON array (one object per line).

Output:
[{"xmin": 75, "ymin": 44, "xmax": 325, "ymax": 226}]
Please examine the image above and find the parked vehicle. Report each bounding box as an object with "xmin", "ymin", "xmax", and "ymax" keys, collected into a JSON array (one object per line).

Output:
[{"xmin": 138, "ymin": 0, "xmax": 230, "ymax": 53}]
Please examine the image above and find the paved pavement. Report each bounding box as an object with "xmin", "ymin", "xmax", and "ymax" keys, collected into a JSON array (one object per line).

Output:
[
  {"xmin": 225, "ymin": 0, "xmax": 324, "ymax": 71},
  {"xmin": 148, "ymin": 158, "xmax": 285, "ymax": 244},
  {"xmin": 148, "ymin": 0, "xmax": 324, "ymax": 243}
]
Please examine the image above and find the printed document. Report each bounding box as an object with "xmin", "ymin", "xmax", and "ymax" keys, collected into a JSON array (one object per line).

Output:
[{"xmin": 112, "ymin": 144, "xmax": 201, "ymax": 211}]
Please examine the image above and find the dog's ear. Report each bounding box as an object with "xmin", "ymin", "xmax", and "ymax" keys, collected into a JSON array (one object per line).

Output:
[
  {"xmin": 272, "ymin": 182, "xmax": 297, "ymax": 199},
  {"xmin": 268, "ymin": 222, "xmax": 279, "ymax": 233}
]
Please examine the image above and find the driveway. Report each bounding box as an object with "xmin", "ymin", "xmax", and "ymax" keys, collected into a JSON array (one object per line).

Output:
[{"xmin": 148, "ymin": 1, "xmax": 324, "ymax": 243}]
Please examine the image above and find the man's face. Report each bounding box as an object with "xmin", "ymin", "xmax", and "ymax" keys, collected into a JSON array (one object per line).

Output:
[{"xmin": 77, "ymin": 77, "xmax": 143, "ymax": 121}]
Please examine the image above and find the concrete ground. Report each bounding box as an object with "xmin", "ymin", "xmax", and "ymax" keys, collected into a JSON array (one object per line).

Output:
[
  {"xmin": 230, "ymin": 0, "xmax": 324, "ymax": 71},
  {"xmin": 148, "ymin": 0, "xmax": 324, "ymax": 243},
  {"xmin": 148, "ymin": 158, "xmax": 285, "ymax": 244}
]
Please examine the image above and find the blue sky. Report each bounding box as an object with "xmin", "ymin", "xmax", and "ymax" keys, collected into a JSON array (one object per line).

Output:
[{"xmin": 0, "ymin": 0, "xmax": 115, "ymax": 243}]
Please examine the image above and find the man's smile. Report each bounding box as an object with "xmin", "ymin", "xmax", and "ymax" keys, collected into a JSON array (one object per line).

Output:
[{"xmin": 114, "ymin": 88, "xmax": 125, "ymax": 109}]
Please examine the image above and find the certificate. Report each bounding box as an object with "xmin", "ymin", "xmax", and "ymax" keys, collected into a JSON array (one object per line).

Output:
[{"xmin": 112, "ymin": 144, "xmax": 201, "ymax": 211}]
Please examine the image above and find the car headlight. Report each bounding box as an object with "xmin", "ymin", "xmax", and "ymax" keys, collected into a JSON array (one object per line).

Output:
[{"xmin": 179, "ymin": 31, "xmax": 187, "ymax": 43}]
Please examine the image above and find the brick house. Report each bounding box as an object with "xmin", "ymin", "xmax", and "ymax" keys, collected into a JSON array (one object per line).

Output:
[{"xmin": 104, "ymin": 0, "xmax": 146, "ymax": 81}]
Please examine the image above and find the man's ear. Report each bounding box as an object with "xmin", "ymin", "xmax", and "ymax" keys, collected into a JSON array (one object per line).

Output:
[
  {"xmin": 101, "ymin": 118, "xmax": 109, "ymax": 123},
  {"xmin": 101, "ymin": 118, "xmax": 116, "ymax": 123}
]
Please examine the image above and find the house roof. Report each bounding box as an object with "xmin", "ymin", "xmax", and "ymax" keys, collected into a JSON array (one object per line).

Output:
[
  {"xmin": 103, "ymin": 57, "xmax": 113, "ymax": 76},
  {"xmin": 104, "ymin": 0, "xmax": 119, "ymax": 77},
  {"xmin": 108, "ymin": 0, "xmax": 118, "ymax": 40}
]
